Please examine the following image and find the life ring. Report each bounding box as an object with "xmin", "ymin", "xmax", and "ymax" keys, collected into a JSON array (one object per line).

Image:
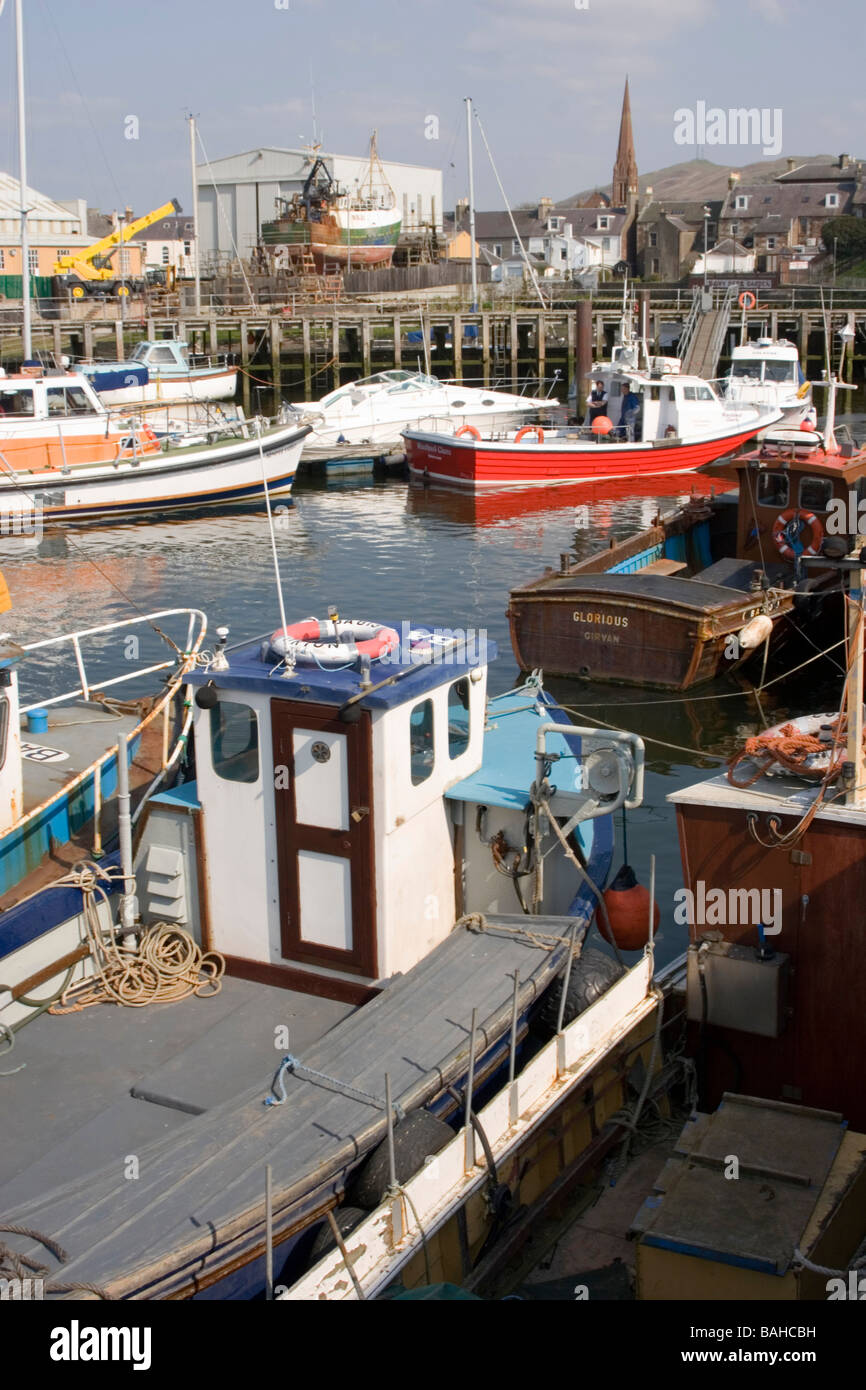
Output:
[
  {"xmin": 515, "ymin": 424, "xmax": 545, "ymax": 444},
  {"xmin": 455, "ymin": 424, "xmax": 480, "ymax": 439},
  {"xmin": 772, "ymin": 508, "xmax": 823, "ymax": 561},
  {"xmin": 270, "ymin": 617, "xmax": 400, "ymax": 668},
  {"xmin": 738, "ymin": 291, "xmax": 757, "ymax": 310}
]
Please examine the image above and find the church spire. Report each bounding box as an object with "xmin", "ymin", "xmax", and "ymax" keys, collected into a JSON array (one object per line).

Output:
[{"xmin": 612, "ymin": 77, "xmax": 639, "ymax": 207}]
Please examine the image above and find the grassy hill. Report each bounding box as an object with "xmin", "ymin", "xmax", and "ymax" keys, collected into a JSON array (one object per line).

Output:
[{"xmin": 560, "ymin": 156, "xmax": 860, "ymax": 206}]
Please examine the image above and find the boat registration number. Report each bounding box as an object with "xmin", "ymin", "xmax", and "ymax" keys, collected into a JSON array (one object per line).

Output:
[{"xmin": 20, "ymin": 742, "xmax": 69, "ymax": 763}]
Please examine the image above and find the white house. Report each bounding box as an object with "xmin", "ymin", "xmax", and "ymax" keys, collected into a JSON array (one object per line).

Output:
[{"xmin": 691, "ymin": 237, "xmax": 755, "ymax": 277}]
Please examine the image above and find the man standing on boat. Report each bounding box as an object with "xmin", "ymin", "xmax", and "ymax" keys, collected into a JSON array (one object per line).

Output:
[
  {"xmin": 588, "ymin": 379, "xmax": 609, "ymax": 427},
  {"xmin": 617, "ymin": 382, "xmax": 641, "ymax": 441}
]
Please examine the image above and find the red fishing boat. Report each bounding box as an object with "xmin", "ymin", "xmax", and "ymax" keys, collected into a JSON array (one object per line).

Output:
[{"xmin": 403, "ymin": 369, "xmax": 781, "ymax": 491}]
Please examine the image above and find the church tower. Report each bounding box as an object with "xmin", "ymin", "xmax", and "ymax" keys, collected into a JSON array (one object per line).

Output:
[{"xmin": 612, "ymin": 77, "xmax": 639, "ymax": 207}]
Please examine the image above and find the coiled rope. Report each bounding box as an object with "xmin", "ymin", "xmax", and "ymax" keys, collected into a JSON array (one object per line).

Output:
[{"xmin": 45, "ymin": 863, "xmax": 224, "ymax": 1013}]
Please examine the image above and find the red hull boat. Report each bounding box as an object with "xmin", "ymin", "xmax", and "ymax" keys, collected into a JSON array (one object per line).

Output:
[
  {"xmin": 404, "ymin": 425, "xmax": 777, "ymax": 490},
  {"xmin": 404, "ymin": 368, "xmax": 781, "ymax": 491}
]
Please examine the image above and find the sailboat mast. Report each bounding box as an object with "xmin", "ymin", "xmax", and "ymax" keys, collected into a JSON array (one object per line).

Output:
[
  {"xmin": 465, "ymin": 97, "xmax": 478, "ymax": 313},
  {"xmin": 189, "ymin": 114, "xmax": 202, "ymax": 315},
  {"xmin": 15, "ymin": 0, "xmax": 32, "ymax": 360}
]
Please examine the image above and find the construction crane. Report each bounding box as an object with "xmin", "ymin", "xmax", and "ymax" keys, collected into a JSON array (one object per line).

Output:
[{"xmin": 54, "ymin": 198, "xmax": 181, "ymax": 299}]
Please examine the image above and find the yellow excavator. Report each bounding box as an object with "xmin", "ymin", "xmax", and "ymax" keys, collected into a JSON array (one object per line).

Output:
[{"xmin": 53, "ymin": 198, "xmax": 181, "ymax": 299}]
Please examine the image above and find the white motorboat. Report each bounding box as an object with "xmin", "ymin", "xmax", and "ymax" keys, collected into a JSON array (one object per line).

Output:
[
  {"xmin": 291, "ymin": 370, "xmax": 557, "ymax": 454},
  {"xmin": 724, "ymin": 338, "xmax": 816, "ymax": 432}
]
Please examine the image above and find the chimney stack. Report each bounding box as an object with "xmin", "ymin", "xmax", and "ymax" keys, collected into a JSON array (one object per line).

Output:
[
  {"xmin": 538, "ymin": 196, "xmax": 554, "ymax": 220},
  {"xmin": 839, "ymin": 153, "xmax": 849, "ymax": 169},
  {"xmin": 728, "ymin": 171, "xmax": 740, "ymax": 189},
  {"xmin": 786, "ymin": 157, "xmax": 796, "ymax": 172}
]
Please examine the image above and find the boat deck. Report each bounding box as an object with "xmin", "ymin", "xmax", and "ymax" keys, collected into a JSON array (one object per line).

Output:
[
  {"xmin": 530, "ymin": 571, "xmax": 759, "ymax": 614},
  {"xmin": 20, "ymin": 701, "xmax": 143, "ymax": 816},
  {"xmin": 0, "ymin": 914, "xmax": 570, "ymax": 1298}
]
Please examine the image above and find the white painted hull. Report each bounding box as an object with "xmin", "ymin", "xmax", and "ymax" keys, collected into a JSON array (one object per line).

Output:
[
  {"xmin": 0, "ymin": 423, "xmax": 310, "ymax": 521},
  {"xmin": 302, "ymin": 406, "xmax": 548, "ymax": 453},
  {"xmin": 97, "ymin": 369, "xmax": 238, "ymax": 407}
]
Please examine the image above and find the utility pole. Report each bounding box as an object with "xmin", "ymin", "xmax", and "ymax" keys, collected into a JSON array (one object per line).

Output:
[{"xmin": 189, "ymin": 114, "xmax": 202, "ymax": 315}]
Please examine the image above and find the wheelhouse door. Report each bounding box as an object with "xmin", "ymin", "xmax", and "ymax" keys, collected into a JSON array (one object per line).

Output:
[{"xmin": 271, "ymin": 699, "xmax": 376, "ymax": 977}]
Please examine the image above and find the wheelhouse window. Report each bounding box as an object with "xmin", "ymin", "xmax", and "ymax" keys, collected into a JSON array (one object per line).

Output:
[
  {"xmin": 210, "ymin": 701, "xmax": 259, "ymax": 783},
  {"xmin": 764, "ymin": 361, "xmax": 797, "ymax": 383},
  {"xmin": 409, "ymin": 699, "xmax": 434, "ymax": 786},
  {"xmin": 47, "ymin": 385, "xmax": 96, "ymax": 416},
  {"xmin": 447, "ymin": 679, "xmax": 471, "ymax": 759},
  {"xmin": 683, "ymin": 385, "xmax": 715, "ymax": 401},
  {"xmin": 756, "ymin": 471, "xmax": 789, "ymax": 508},
  {"xmin": 149, "ymin": 346, "xmax": 177, "ymax": 366},
  {"xmin": 799, "ymin": 476, "xmax": 833, "ymax": 513},
  {"xmin": 0, "ymin": 387, "xmax": 34, "ymax": 417}
]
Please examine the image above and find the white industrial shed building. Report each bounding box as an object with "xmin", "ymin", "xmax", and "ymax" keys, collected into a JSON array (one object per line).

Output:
[{"xmin": 195, "ymin": 146, "xmax": 443, "ymax": 264}]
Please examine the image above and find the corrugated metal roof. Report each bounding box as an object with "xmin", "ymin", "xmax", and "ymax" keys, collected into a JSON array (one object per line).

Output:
[{"xmin": 0, "ymin": 172, "xmax": 80, "ymax": 221}]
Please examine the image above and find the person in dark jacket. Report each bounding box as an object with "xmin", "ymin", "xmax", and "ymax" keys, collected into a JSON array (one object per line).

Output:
[
  {"xmin": 588, "ymin": 379, "xmax": 609, "ymax": 426},
  {"xmin": 617, "ymin": 382, "xmax": 641, "ymax": 441}
]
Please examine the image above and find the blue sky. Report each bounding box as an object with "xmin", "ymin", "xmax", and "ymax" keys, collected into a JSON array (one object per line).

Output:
[{"xmin": 3, "ymin": 0, "xmax": 864, "ymax": 216}]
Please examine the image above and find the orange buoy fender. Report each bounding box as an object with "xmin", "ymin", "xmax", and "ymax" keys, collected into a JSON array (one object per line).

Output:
[
  {"xmin": 590, "ymin": 415, "xmax": 613, "ymax": 435},
  {"xmin": 599, "ymin": 863, "xmax": 659, "ymax": 950},
  {"xmin": 455, "ymin": 424, "xmax": 481, "ymax": 440},
  {"xmin": 514, "ymin": 424, "xmax": 544, "ymax": 444},
  {"xmin": 739, "ymin": 291, "xmax": 756, "ymax": 309}
]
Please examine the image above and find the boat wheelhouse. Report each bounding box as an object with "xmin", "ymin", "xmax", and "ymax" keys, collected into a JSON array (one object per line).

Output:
[
  {"xmin": 724, "ymin": 337, "xmax": 816, "ymax": 432},
  {"xmin": 0, "ymin": 369, "xmax": 154, "ymax": 472}
]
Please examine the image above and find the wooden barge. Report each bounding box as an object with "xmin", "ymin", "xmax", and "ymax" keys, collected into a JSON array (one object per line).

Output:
[{"xmin": 509, "ymin": 413, "xmax": 866, "ymax": 690}]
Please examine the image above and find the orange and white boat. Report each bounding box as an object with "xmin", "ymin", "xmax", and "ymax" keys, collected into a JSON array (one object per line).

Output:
[{"xmin": 0, "ymin": 366, "xmax": 159, "ymax": 473}]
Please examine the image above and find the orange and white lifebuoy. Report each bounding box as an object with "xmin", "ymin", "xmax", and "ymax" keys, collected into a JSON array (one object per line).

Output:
[
  {"xmin": 514, "ymin": 424, "xmax": 545, "ymax": 444},
  {"xmin": 455, "ymin": 424, "xmax": 480, "ymax": 440},
  {"xmin": 738, "ymin": 291, "xmax": 757, "ymax": 310},
  {"xmin": 772, "ymin": 508, "xmax": 823, "ymax": 561},
  {"xmin": 270, "ymin": 617, "xmax": 400, "ymax": 668}
]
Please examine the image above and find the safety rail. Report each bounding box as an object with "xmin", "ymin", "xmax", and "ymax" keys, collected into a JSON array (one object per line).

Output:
[{"xmin": 19, "ymin": 608, "xmax": 208, "ymax": 713}]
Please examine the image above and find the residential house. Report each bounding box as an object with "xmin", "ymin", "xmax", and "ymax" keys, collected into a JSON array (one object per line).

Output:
[
  {"xmin": 718, "ymin": 155, "xmax": 862, "ymax": 272},
  {"xmin": 135, "ymin": 212, "xmax": 198, "ymax": 279},
  {"xmin": 636, "ymin": 199, "xmax": 722, "ymax": 280}
]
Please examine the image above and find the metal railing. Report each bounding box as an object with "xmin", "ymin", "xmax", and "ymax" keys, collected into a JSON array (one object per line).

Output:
[{"xmin": 19, "ymin": 608, "xmax": 207, "ymax": 713}]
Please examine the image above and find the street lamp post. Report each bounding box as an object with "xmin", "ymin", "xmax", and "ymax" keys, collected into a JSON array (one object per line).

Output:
[
  {"xmin": 703, "ymin": 205, "xmax": 710, "ymax": 292},
  {"xmin": 833, "ymin": 237, "xmax": 838, "ymax": 285}
]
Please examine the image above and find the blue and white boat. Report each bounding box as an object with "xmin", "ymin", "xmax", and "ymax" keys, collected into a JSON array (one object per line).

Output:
[
  {"xmin": 79, "ymin": 340, "xmax": 237, "ymax": 408},
  {"xmin": 0, "ymin": 603, "xmax": 654, "ymax": 1300}
]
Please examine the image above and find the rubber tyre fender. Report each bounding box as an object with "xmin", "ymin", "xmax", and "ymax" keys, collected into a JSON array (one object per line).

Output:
[
  {"xmin": 351, "ymin": 1110, "xmax": 455, "ymax": 1211},
  {"xmin": 307, "ymin": 1205, "xmax": 368, "ymax": 1266},
  {"xmin": 538, "ymin": 947, "xmax": 625, "ymax": 1034}
]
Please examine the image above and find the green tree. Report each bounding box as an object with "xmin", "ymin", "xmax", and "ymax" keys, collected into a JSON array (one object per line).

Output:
[{"xmin": 821, "ymin": 217, "xmax": 866, "ymax": 260}]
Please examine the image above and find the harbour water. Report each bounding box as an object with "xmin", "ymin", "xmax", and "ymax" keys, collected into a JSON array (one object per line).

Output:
[{"xmin": 4, "ymin": 433, "xmax": 856, "ymax": 969}]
